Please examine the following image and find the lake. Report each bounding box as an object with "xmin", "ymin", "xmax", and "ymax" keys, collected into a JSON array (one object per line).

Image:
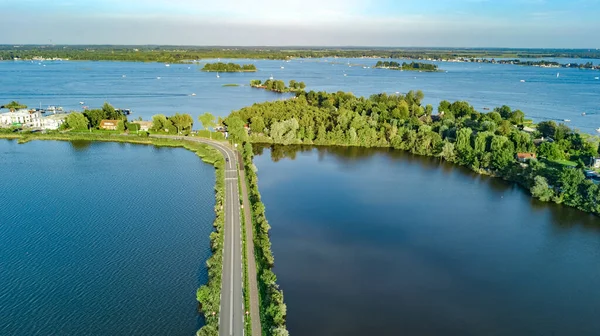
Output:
[
  {"xmin": 0, "ymin": 140, "xmax": 215, "ymax": 335},
  {"xmin": 1, "ymin": 58, "xmax": 599, "ymax": 133},
  {"xmin": 253, "ymin": 145, "xmax": 600, "ymax": 336}
]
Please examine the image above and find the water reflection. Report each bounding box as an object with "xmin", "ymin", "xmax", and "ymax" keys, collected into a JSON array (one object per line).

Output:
[{"xmin": 254, "ymin": 144, "xmax": 600, "ymax": 336}]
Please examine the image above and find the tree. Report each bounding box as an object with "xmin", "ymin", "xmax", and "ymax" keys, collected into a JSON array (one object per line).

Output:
[
  {"xmin": 102, "ymin": 102, "xmax": 122, "ymax": 120},
  {"xmin": 151, "ymin": 114, "xmax": 170, "ymax": 132},
  {"xmin": 63, "ymin": 112, "xmax": 89, "ymax": 131},
  {"xmin": 84, "ymin": 108, "xmax": 107, "ymax": 128},
  {"xmin": 169, "ymin": 113, "xmax": 193, "ymax": 134},
  {"xmin": 225, "ymin": 116, "xmax": 247, "ymax": 143},
  {"xmin": 537, "ymin": 142, "xmax": 564, "ymax": 161},
  {"xmin": 530, "ymin": 176, "xmax": 554, "ymax": 201},
  {"xmin": 4, "ymin": 101, "xmax": 27, "ymax": 111},
  {"xmin": 198, "ymin": 112, "xmax": 216, "ymax": 138},
  {"xmin": 116, "ymin": 120, "xmax": 125, "ymax": 132},
  {"xmin": 537, "ymin": 121, "xmax": 557, "ymax": 139},
  {"xmin": 250, "ymin": 116, "xmax": 266, "ymax": 134}
]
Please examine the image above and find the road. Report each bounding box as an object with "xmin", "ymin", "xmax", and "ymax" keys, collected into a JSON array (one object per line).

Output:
[{"xmin": 151, "ymin": 135, "xmax": 244, "ymax": 336}]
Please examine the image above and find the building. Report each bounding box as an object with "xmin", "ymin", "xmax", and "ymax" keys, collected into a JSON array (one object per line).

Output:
[
  {"xmin": 135, "ymin": 121, "xmax": 153, "ymax": 131},
  {"xmin": 99, "ymin": 120, "xmax": 120, "ymax": 131},
  {"xmin": 516, "ymin": 153, "xmax": 536, "ymax": 162},
  {"xmin": 590, "ymin": 157, "xmax": 600, "ymax": 169},
  {"xmin": 0, "ymin": 109, "xmax": 42, "ymax": 127},
  {"xmin": 41, "ymin": 114, "xmax": 68, "ymax": 130}
]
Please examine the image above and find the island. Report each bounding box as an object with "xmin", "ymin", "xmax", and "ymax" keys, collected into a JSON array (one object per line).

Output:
[
  {"xmin": 375, "ymin": 61, "xmax": 439, "ymax": 71},
  {"xmin": 250, "ymin": 79, "xmax": 306, "ymax": 93},
  {"xmin": 201, "ymin": 62, "xmax": 257, "ymax": 72}
]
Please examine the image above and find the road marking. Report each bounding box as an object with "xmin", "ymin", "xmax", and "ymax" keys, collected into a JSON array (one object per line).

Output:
[{"xmin": 225, "ymin": 177, "xmax": 238, "ymax": 180}]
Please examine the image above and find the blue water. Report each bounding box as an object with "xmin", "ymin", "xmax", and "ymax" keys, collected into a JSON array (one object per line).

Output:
[
  {"xmin": 0, "ymin": 140, "xmax": 215, "ymax": 335},
  {"xmin": 1, "ymin": 58, "xmax": 599, "ymax": 133},
  {"xmin": 254, "ymin": 145, "xmax": 600, "ymax": 336}
]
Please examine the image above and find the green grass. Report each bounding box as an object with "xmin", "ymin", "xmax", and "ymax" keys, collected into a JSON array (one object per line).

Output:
[
  {"xmin": 223, "ymin": 83, "xmax": 240, "ymax": 87},
  {"xmin": 237, "ymin": 171, "xmax": 252, "ymax": 336},
  {"xmin": 549, "ymin": 159, "xmax": 577, "ymax": 167}
]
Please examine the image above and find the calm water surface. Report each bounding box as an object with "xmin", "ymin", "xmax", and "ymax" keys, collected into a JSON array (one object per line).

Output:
[
  {"xmin": 254, "ymin": 145, "xmax": 600, "ymax": 336},
  {"xmin": 1, "ymin": 58, "xmax": 599, "ymax": 133},
  {"xmin": 0, "ymin": 140, "xmax": 214, "ymax": 335}
]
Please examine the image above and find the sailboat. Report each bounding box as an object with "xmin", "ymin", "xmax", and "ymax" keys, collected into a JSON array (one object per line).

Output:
[
  {"xmin": 556, "ymin": 72, "xmax": 560, "ymax": 78},
  {"xmin": 269, "ymin": 74, "xmax": 273, "ymax": 80},
  {"xmin": 216, "ymin": 73, "xmax": 220, "ymax": 78}
]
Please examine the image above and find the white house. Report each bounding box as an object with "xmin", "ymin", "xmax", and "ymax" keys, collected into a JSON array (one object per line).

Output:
[
  {"xmin": 41, "ymin": 114, "xmax": 67, "ymax": 130},
  {"xmin": 0, "ymin": 109, "xmax": 42, "ymax": 127}
]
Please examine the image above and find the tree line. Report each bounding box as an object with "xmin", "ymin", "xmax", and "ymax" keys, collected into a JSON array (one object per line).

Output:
[
  {"xmin": 375, "ymin": 61, "xmax": 438, "ymax": 71},
  {"xmin": 223, "ymin": 90, "xmax": 600, "ymax": 215},
  {"xmin": 250, "ymin": 79, "xmax": 306, "ymax": 93},
  {"xmin": 202, "ymin": 62, "xmax": 257, "ymax": 72}
]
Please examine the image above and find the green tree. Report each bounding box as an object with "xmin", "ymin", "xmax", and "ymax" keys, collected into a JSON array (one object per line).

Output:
[
  {"xmin": 530, "ymin": 176, "xmax": 554, "ymax": 201},
  {"xmin": 198, "ymin": 112, "xmax": 216, "ymax": 138},
  {"xmin": 537, "ymin": 121, "xmax": 557, "ymax": 139},
  {"xmin": 84, "ymin": 108, "xmax": 107, "ymax": 128},
  {"xmin": 151, "ymin": 114, "xmax": 170, "ymax": 132},
  {"xmin": 225, "ymin": 116, "xmax": 247, "ymax": 143},
  {"xmin": 250, "ymin": 116, "xmax": 266, "ymax": 134},
  {"xmin": 170, "ymin": 113, "xmax": 193, "ymax": 134},
  {"xmin": 63, "ymin": 112, "xmax": 89, "ymax": 131},
  {"xmin": 4, "ymin": 101, "xmax": 27, "ymax": 111}
]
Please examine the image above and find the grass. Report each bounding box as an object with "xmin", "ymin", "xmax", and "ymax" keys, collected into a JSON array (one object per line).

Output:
[
  {"xmin": 548, "ymin": 158, "xmax": 578, "ymax": 167},
  {"xmin": 237, "ymin": 171, "xmax": 252, "ymax": 336},
  {"xmin": 223, "ymin": 83, "xmax": 240, "ymax": 87}
]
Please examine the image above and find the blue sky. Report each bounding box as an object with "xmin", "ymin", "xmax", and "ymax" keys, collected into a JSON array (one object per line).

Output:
[{"xmin": 1, "ymin": 0, "xmax": 598, "ymax": 47}]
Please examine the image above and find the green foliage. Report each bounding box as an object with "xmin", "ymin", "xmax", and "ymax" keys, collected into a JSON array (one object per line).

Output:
[
  {"xmin": 84, "ymin": 108, "xmax": 107, "ymax": 128},
  {"xmin": 225, "ymin": 116, "xmax": 248, "ymax": 143},
  {"xmin": 63, "ymin": 112, "xmax": 89, "ymax": 131},
  {"xmin": 531, "ymin": 176, "xmax": 555, "ymax": 201},
  {"xmin": 375, "ymin": 61, "xmax": 438, "ymax": 71},
  {"xmin": 4, "ymin": 100, "xmax": 27, "ymax": 111},
  {"xmin": 250, "ymin": 78, "xmax": 305, "ymax": 93},
  {"xmin": 169, "ymin": 113, "xmax": 194, "ymax": 134},
  {"xmin": 202, "ymin": 62, "xmax": 257, "ymax": 72},
  {"xmin": 242, "ymin": 144, "xmax": 289, "ymax": 336}
]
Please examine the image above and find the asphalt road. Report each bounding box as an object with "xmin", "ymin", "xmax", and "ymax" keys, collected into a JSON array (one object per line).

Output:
[{"xmin": 151, "ymin": 135, "xmax": 244, "ymax": 336}]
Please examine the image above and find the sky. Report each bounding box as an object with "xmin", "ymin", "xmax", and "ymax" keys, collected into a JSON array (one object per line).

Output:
[{"xmin": 0, "ymin": 0, "xmax": 599, "ymax": 47}]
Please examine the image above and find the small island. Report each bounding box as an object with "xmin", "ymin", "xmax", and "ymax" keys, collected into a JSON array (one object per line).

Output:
[
  {"xmin": 201, "ymin": 62, "xmax": 257, "ymax": 72},
  {"xmin": 250, "ymin": 79, "xmax": 306, "ymax": 93},
  {"xmin": 375, "ymin": 61, "xmax": 438, "ymax": 72}
]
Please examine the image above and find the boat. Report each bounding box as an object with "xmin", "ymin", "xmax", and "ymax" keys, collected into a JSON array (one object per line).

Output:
[
  {"xmin": 557, "ymin": 72, "xmax": 560, "ymax": 78},
  {"xmin": 280, "ymin": 66, "xmax": 284, "ymax": 69},
  {"xmin": 595, "ymin": 77, "xmax": 599, "ymax": 80},
  {"xmin": 563, "ymin": 119, "xmax": 571, "ymax": 122},
  {"xmin": 191, "ymin": 93, "xmax": 196, "ymax": 96},
  {"xmin": 157, "ymin": 76, "xmax": 161, "ymax": 79},
  {"xmin": 122, "ymin": 75, "xmax": 126, "ymax": 78},
  {"xmin": 79, "ymin": 101, "xmax": 84, "ymax": 105},
  {"xmin": 582, "ymin": 112, "xmax": 587, "ymax": 116},
  {"xmin": 520, "ymin": 79, "xmax": 526, "ymax": 82},
  {"xmin": 165, "ymin": 64, "xmax": 170, "ymax": 67},
  {"xmin": 343, "ymin": 74, "xmax": 347, "ymax": 76},
  {"xmin": 596, "ymin": 128, "xmax": 600, "ymax": 133},
  {"xmin": 269, "ymin": 74, "xmax": 273, "ymax": 80},
  {"xmin": 216, "ymin": 73, "xmax": 220, "ymax": 78}
]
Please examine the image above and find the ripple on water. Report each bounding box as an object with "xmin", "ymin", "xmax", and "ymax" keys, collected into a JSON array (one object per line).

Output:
[{"xmin": 0, "ymin": 140, "xmax": 215, "ymax": 336}]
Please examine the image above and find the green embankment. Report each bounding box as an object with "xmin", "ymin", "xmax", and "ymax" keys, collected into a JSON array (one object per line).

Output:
[{"xmin": 241, "ymin": 143, "xmax": 289, "ymax": 336}]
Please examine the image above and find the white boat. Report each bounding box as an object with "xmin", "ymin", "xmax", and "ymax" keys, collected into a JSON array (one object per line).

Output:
[
  {"xmin": 269, "ymin": 74, "xmax": 273, "ymax": 80},
  {"xmin": 122, "ymin": 75, "xmax": 126, "ymax": 78},
  {"xmin": 156, "ymin": 76, "xmax": 161, "ymax": 80},
  {"xmin": 563, "ymin": 119, "xmax": 571, "ymax": 122},
  {"xmin": 79, "ymin": 101, "xmax": 84, "ymax": 105},
  {"xmin": 596, "ymin": 128, "xmax": 600, "ymax": 133},
  {"xmin": 281, "ymin": 66, "xmax": 284, "ymax": 69},
  {"xmin": 165, "ymin": 64, "xmax": 170, "ymax": 67},
  {"xmin": 595, "ymin": 77, "xmax": 599, "ymax": 80},
  {"xmin": 557, "ymin": 72, "xmax": 560, "ymax": 78},
  {"xmin": 520, "ymin": 79, "xmax": 526, "ymax": 82},
  {"xmin": 344, "ymin": 74, "xmax": 347, "ymax": 76},
  {"xmin": 216, "ymin": 73, "xmax": 220, "ymax": 78},
  {"xmin": 582, "ymin": 112, "xmax": 587, "ymax": 116},
  {"xmin": 191, "ymin": 93, "xmax": 196, "ymax": 96}
]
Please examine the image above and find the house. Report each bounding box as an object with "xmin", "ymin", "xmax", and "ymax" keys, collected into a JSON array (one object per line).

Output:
[
  {"xmin": 590, "ymin": 157, "xmax": 600, "ymax": 169},
  {"xmin": 0, "ymin": 109, "xmax": 42, "ymax": 127},
  {"xmin": 41, "ymin": 114, "xmax": 67, "ymax": 130},
  {"xmin": 516, "ymin": 153, "xmax": 536, "ymax": 162},
  {"xmin": 135, "ymin": 121, "xmax": 153, "ymax": 131},
  {"xmin": 99, "ymin": 120, "xmax": 120, "ymax": 131}
]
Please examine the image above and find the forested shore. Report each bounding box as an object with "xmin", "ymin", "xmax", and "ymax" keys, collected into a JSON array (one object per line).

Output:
[{"xmin": 223, "ymin": 90, "xmax": 600, "ymax": 216}]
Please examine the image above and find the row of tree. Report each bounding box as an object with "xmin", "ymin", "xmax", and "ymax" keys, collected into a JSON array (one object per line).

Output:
[
  {"xmin": 223, "ymin": 90, "xmax": 600, "ymax": 215},
  {"xmin": 202, "ymin": 62, "xmax": 257, "ymax": 72},
  {"xmin": 375, "ymin": 61, "xmax": 438, "ymax": 71},
  {"xmin": 242, "ymin": 143, "xmax": 289, "ymax": 336},
  {"xmin": 250, "ymin": 79, "xmax": 306, "ymax": 93}
]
